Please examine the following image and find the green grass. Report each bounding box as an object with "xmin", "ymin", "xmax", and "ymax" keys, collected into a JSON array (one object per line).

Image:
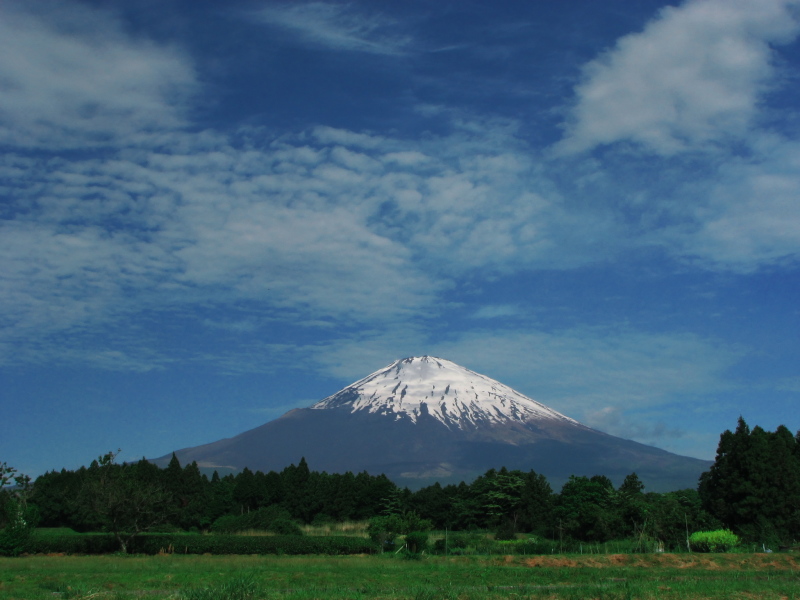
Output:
[{"xmin": 1, "ymin": 552, "xmax": 799, "ymax": 599}]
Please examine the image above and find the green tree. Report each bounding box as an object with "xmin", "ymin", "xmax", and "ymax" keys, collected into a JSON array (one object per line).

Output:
[
  {"xmin": 77, "ymin": 451, "xmax": 170, "ymax": 553},
  {"xmin": 519, "ymin": 470, "xmax": 554, "ymax": 535},
  {"xmin": 614, "ymin": 473, "xmax": 648, "ymax": 541},
  {"xmin": 0, "ymin": 462, "xmax": 38, "ymax": 556},
  {"xmin": 484, "ymin": 468, "xmax": 524, "ymax": 528},
  {"xmin": 699, "ymin": 418, "xmax": 800, "ymax": 545},
  {"xmin": 555, "ymin": 475, "xmax": 620, "ymax": 542},
  {"xmin": 30, "ymin": 468, "xmax": 84, "ymax": 528}
]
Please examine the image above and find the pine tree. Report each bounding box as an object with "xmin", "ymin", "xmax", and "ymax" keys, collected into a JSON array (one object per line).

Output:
[{"xmin": 699, "ymin": 417, "xmax": 800, "ymax": 544}]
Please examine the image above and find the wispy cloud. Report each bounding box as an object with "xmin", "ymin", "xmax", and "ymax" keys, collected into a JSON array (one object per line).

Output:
[
  {"xmin": 251, "ymin": 3, "xmax": 412, "ymax": 56},
  {"xmin": 470, "ymin": 305, "xmax": 524, "ymax": 320},
  {"xmin": 556, "ymin": 0, "xmax": 800, "ymax": 156},
  {"xmin": 0, "ymin": 3, "xmax": 195, "ymax": 149},
  {"xmin": 550, "ymin": 0, "xmax": 800, "ymax": 272},
  {"xmin": 665, "ymin": 136, "xmax": 800, "ymax": 270},
  {"xmin": 0, "ymin": 0, "xmax": 794, "ymax": 417}
]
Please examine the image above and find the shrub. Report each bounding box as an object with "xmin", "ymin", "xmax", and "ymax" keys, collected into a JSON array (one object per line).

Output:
[
  {"xmin": 403, "ymin": 531, "xmax": 429, "ymax": 554},
  {"xmin": 368, "ymin": 512, "xmax": 435, "ymax": 554},
  {"xmin": 494, "ymin": 522, "xmax": 516, "ymax": 541},
  {"xmin": 211, "ymin": 515, "xmax": 241, "ymax": 534},
  {"xmin": 247, "ymin": 506, "xmax": 292, "ymax": 530},
  {"xmin": 689, "ymin": 529, "xmax": 740, "ymax": 553},
  {"xmin": 211, "ymin": 506, "xmax": 297, "ymax": 534},
  {"xmin": 268, "ymin": 519, "xmax": 303, "ymax": 536},
  {"xmin": 432, "ymin": 533, "xmax": 491, "ymax": 555},
  {"xmin": 367, "ymin": 515, "xmax": 402, "ymax": 551},
  {"xmin": 0, "ymin": 501, "xmax": 38, "ymax": 557}
]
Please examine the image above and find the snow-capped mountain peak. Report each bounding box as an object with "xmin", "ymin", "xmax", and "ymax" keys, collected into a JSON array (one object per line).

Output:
[{"xmin": 310, "ymin": 356, "xmax": 579, "ymax": 429}]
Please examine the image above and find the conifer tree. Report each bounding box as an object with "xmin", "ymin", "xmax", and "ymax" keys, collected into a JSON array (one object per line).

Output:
[{"xmin": 699, "ymin": 417, "xmax": 800, "ymax": 544}]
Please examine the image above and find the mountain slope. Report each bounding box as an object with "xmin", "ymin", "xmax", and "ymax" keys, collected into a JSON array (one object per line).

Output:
[
  {"xmin": 312, "ymin": 356, "xmax": 580, "ymax": 429},
  {"xmin": 155, "ymin": 356, "xmax": 710, "ymax": 491}
]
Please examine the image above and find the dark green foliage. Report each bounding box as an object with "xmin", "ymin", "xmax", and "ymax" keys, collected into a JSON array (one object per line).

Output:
[
  {"xmin": 28, "ymin": 455, "xmax": 399, "ymax": 539},
  {"xmin": 482, "ymin": 468, "xmax": 525, "ymax": 529},
  {"xmin": 554, "ymin": 475, "xmax": 619, "ymax": 541},
  {"xmin": 403, "ymin": 531, "xmax": 429, "ymax": 554},
  {"xmin": 367, "ymin": 515, "xmax": 400, "ymax": 550},
  {"xmin": 28, "ymin": 468, "xmax": 84, "ymax": 528},
  {"xmin": 518, "ymin": 470, "xmax": 554, "ymax": 535},
  {"xmin": 26, "ymin": 532, "xmax": 120, "ymax": 555},
  {"xmin": 699, "ymin": 418, "xmax": 800, "ymax": 545},
  {"xmin": 0, "ymin": 462, "xmax": 38, "ymax": 556},
  {"xmin": 268, "ymin": 518, "xmax": 303, "ymax": 536},
  {"xmin": 0, "ymin": 500, "xmax": 38, "ymax": 556},
  {"xmin": 25, "ymin": 532, "xmax": 376, "ymax": 555},
  {"xmin": 211, "ymin": 505, "xmax": 297, "ymax": 534},
  {"xmin": 23, "ymin": 419, "xmax": 796, "ymax": 553},
  {"xmin": 75, "ymin": 452, "xmax": 171, "ymax": 553},
  {"xmin": 431, "ymin": 532, "xmax": 485, "ymax": 555},
  {"xmin": 493, "ymin": 521, "xmax": 517, "ymax": 541}
]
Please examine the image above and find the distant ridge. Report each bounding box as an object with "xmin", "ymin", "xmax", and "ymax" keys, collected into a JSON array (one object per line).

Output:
[{"xmin": 155, "ymin": 356, "xmax": 710, "ymax": 491}]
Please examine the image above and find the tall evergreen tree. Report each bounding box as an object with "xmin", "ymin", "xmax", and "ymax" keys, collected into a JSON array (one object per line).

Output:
[
  {"xmin": 519, "ymin": 470, "xmax": 554, "ymax": 535},
  {"xmin": 699, "ymin": 417, "xmax": 800, "ymax": 544}
]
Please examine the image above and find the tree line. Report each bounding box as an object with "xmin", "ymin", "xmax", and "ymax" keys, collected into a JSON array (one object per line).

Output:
[{"xmin": 2, "ymin": 417, "xmax": 798, "ymax": 554}]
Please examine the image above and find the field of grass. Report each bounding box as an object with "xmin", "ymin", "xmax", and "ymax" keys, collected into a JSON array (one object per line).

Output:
[{"xmin": 1, "ymin": 552, "xmax": 799, "ymax": 599}]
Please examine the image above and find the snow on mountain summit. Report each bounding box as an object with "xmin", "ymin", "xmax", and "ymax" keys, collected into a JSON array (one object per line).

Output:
[{"xmin": 311, "ymin": 356, "xmax": 579, "ymax": 429}]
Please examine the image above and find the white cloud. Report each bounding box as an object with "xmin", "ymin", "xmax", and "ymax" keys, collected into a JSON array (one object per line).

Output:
[
  {"xmin": 0, "ymin": 98, "xmax": 636, "ymax": 369},
  {"xmin": 3, "ymin": 0, "xmax": 795, "ymax": 382},
  {"xmin": 312, "ymin": 126, "xmax": 386, "ymax": 149},
  {"xmin": 432, "ymin": 329, "xmax": 743, "ymax": 415},
  {"xmin": 470, "ymin": 305, "xmax": 524, "ymax": 319},
  {"xmin": 252, "ymin": 3, "xmax": 411, "ymax": 55},
  {"xmin": 305, "ymin": 326, "xmax": 743, "ymax": 416},
  {"xmin": 0, "ymin": 3, "xmax": 196, "ymax": 149},
  {"xmin": 556, "ymin": 0, "xmax": 800, "ymax": 155},
  {"xmin": 669, "ymin": 137, "xmax": 800, "ymax": 270}
]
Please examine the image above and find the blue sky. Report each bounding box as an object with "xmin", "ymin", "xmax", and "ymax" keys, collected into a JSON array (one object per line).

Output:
[{"xmin": 2, "ymin": 0, "xmax": 799, "ymax": 479}]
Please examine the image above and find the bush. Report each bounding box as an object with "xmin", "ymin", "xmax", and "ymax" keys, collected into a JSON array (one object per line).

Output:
[
  {"xmin": 211, "ymin": 515, "xmax": 241, "ymax": 534},
  {"xmin": 404, "ymin": 531, "xmax": 428, "ymax": 554},
  {"xmin": 367, "ymin": 515, "xmax": 402, "ymax": 551},
  {"xmin": 268, "ymin": 519, "xmax": 303, "ymax": 536},
  {"xmin": 0, "ymin": 501, "xmax": 38, "ymax": 557},
  {"xmin": 211, "ymin": 506, "xmax": 298, "ymax": 534},
  {"xmin": 247, "ymin": 506, "xmax": 292, "ymax": 530},
  {"xmin": 494, "ymin": 522, "xmax": 516, "ymax": 541},
  {"xmin": 689, "ymin": 529, "xmax": 740, "ymax": 553},
  {"xmin": 432, "ymin": 533, "xmax": 491, "ymax": 555}
]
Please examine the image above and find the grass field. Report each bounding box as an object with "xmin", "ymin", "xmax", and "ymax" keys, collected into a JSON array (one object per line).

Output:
[{"xmin": 1, "ymin": 553, "xmax": 798, "ymax": 599}]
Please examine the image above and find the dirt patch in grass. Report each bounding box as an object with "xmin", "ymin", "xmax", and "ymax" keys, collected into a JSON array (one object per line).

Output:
[{"xmin": 523, "ymin": 557, "xmax": 580, "ymax": 568}]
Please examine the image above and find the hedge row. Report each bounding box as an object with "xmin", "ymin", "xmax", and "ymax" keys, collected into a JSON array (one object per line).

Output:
[{"xmin": 26, "ymin": 533, "xmax": 377, "ymax": 556}]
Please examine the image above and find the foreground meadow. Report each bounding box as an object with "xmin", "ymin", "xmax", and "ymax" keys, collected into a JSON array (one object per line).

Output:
[{"xmin": 1, "ymin": 553, "xmax": 799, "ymax": 600}]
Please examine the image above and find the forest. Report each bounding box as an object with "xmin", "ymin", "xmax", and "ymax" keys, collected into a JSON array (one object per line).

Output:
[{"xmin": 1, "ymin": 417, "xmax": 798, "ymax": 555}]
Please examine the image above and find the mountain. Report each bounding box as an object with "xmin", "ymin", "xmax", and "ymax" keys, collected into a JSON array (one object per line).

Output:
[{"xmin": 155, "ymin": 356, "xmax": 710, "ymax": 491}]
